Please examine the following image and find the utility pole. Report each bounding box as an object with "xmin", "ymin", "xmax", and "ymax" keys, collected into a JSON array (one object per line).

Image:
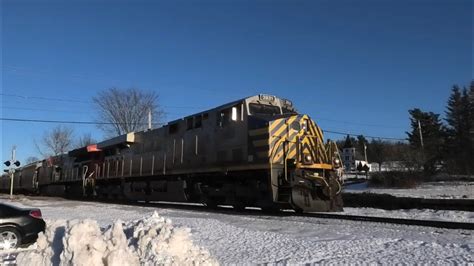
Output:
[
  {"xmin": 418, "ymin": 120, "xmax": 424, "ymax": 149},
  {"xmin": 10, "ymin": 146, "xmax": 16, "ymax": 199},
  {"xmin": 3, "ymin": 146, "xmax": 20, "ymax": 200},
  {"xmin": 363, "ymin": 143, "xmax": 368, "ymax": 179},
  {"xmin": 417, "ymin": 119, "xmax": 426, "ymax": 172},
  {"xmin": 364, "ymin": 143, "xmax": 368, "ymax": 162},
  {"xmin": 148, "ymin": 108, "xmax": 152, "ymax": 130}
]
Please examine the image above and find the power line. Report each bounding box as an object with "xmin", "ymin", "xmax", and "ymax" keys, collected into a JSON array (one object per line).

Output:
[
  {"xmin": 0, "ymin": 105, "xmax": 191, "ymax": 117},
  {"xmin": 315, "ymin": 117, "xmax": 406, "ymax": 129},
  {"xmin": 2, "ymin": 65, "xmax": 225, "ymax": 95},
  {"xmin": 0, "ymin": 93, "xmax": 206, "ymax": 109},
  {"xmin": 0, "ymin": 93, "xmax": 89, "ymax": 103},
  {"xmin": 2, "ymin": 92, "xmax": 409, "ymax": 139},
  {"xmin": 3, "ymin": 65, "xmax": 125, "ymax": 85},
  {"xmin": 0, "ymin": 117, "xmax": 166, "ymax": 126},
  {"xmin": 1, "ymin": 106, "xmax": 91, "ymax": 114},
  {"xmin": 1, "ymin": 93, "xmax": 409, "ymax": 128},
  {"xmin": 323, "ymin": 130, "xmax": 407, "ymax": 141},
  {"xmin": 1, "ymin": 117, "xmax": 406, "ymax": 141}
]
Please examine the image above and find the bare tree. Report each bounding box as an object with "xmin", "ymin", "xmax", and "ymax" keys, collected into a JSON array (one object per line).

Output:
[
  {"xmin": 367, "ymin": 139, "xmax": 388, "ymax": 172},
  {"xmin": 25, "ymin": 156, "xmax": 40, "ymax": 164},
  {"xmin": 36, "ymin": 125, "xmax": 74, "ymax": 156},
  {"xmin": 75, "ymin": 133, "xmax": 96, "ymax": 148},
  {"xmin": 93, "ymin": 88, "xmax": 163, "ymax": 137}
]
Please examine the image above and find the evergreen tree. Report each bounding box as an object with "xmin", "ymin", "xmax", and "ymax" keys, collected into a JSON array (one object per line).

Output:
[
  {"xmin": 445, "ymin": 85, "xmax": 472, "ymax": 174},
  {"xmin": 356, "ymin": 135, "xmax": 368, "ymax": 159},
  {"xmin": 336, "ymin": 135, "xmax": 356, "ymax": 151},
  {"xmin": 343, "ymin": 135, "xmax": 353, "ymax": 149},
  {"xmin": 469, "ymin": 81, "xmax": 474, "ymax": 144},
  {"xmin": 406, "ymin": 108, "xmax": 446, "ymax": 174}
]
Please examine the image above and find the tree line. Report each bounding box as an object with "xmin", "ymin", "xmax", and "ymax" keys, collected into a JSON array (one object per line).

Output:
[
  {"xmin": 34, "ymin": 88, "xmax": 162, "ymax": 161},
  {"xmin": 406, "ymin": 82, "xmax": 473, "ymax": 175},
  {"xmin": 336, "ymin": 135, "xmax": 410, "ymax": 172},
  {"xmin": 337, "ymin": 81, "xmax": 474, "ymax": 176}
]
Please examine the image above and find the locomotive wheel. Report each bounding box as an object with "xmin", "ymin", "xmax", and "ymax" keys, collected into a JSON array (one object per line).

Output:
[
  {"xmin": 293, "ymin": 206, "xmax": 304, "ymax": 214},
  {"xmin": 232, "ymin": 202, "xmax": 246, "ymax": 211},
  {"xmin": 204, "ymin": 197, "xmax": 218, "ymax": 209},
  {"xmin": 261, "ymin": 205, "xmax": 280, "ymax": 213}
]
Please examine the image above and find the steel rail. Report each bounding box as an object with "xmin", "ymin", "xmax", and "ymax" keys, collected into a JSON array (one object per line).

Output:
[
  {"xmin": 299, "ymin": 212, "xmax": 474, "ymax": 230},
  {"xmin": 118, "ymin": 199, "xmax": 474, "ymax": 230},
  {"xmin": 2, "ymin": 194, "xmax": 472, "ymax": 230}
]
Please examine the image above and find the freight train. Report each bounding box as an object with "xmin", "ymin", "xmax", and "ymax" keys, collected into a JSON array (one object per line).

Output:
[{"xmin": 1, "ymin": 95, "xmax": 344, "ymax": 212}]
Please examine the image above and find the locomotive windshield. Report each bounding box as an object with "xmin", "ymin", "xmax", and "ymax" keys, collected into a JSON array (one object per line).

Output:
[
  {"xmin": 282, "ymin": 107, "xmax": 297, "ymax": 114},
  {"xmin": 249, "ymin": 103, "xmax": 281, "ymax": 116}
]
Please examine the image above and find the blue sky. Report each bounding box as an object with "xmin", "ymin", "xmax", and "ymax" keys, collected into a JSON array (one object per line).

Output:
[{"xmin": 1, "ymin": 0, "xmax": 472, "ymax": 163}]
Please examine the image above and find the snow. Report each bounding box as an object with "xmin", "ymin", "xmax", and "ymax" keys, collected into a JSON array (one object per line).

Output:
[
  {"xmin": 344, "ymin": 181, "xmax": 474, "ymax": 199},
  {"xmin": 15, "ymin": 212, "xmax": 216, "ymax": 266},
  {"xmin": 2, "ymin": 195, "xmax": 473, "ymax": 264},
  {"xmin": 340, "ymin": 207, "xmax": 474, "ymax": 223}
]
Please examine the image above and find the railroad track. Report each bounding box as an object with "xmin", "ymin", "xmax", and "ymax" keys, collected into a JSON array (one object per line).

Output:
[
  {"xmin": 72, "ymin": 197, "xmax": 474, "ymax": 231},
  {"xmin": 343, "ymin": 192, "xmax": 474, "ymax": 211},
  {"xmin": 4, "ymin": 195, "xmax": 474, "ymax": 231},
  {"xmin": 300, "ymin": 212, "xmax": 474, "ymax": 230}
]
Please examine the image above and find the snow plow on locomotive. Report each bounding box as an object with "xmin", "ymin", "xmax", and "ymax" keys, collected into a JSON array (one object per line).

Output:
[{"xmin": 1, "ymin": 95, "xmax": 343, "ymax": 212}]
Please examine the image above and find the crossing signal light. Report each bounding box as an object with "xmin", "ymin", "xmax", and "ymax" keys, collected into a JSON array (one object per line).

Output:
[{"xmin": 3, "ymin": 160, "xmax": 20, "ymax": 167}]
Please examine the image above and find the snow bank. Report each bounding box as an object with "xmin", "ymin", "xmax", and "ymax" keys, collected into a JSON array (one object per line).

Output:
[{"xmin": 16, "ymin": 212, "xmax": 217, "ymax": 266}]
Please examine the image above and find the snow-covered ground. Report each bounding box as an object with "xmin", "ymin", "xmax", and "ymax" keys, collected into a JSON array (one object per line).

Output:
[
  {"xmin": 1, "ymin": 195, "xmax": 473, "ymax": 264},
  {"xmin": 344, "ymin": 181, "xmax": 474, "ymax": 199},
  {"xmin": 342, "ymin": 207, "xmax": 474, "ymax": 223}
]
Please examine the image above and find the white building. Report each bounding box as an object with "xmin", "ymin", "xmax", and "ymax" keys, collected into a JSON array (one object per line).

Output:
[
  {"xmin": 342, "ymin": 145, "xmax": 356, "ymax": 171},
  {"xmin": 341, "ymin": 136, "xmax": 370, "ymax": 172}
]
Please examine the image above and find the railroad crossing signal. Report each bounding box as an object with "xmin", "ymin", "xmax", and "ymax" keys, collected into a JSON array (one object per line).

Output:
[
  {"xmin": 4, "ymin": 160, "xmax": 20, "ymax": 167},
  {"xmin": 3, "ymin": 146, "xmax": 20, "ymax": 199}
]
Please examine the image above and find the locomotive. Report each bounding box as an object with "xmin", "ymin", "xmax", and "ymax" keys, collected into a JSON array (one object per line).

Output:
[{"xmin": 1, "ymin": 94, "xmax": 343, "ymax": 212}]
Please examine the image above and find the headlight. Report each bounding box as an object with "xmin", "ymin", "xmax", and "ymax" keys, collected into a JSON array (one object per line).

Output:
[
  {"xmin": 302, "ymin": 120, "xmax": 308, "ymax": 132},
  {"xmin": 334, "ymin": 159, "xmax": 340, "ymax": 165},
  {"xmin": 305, "ymin": 154, "xmax": 312, "ymax": 162}
]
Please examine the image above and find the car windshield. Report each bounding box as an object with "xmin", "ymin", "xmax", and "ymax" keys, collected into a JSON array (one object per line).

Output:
[{"xmin": 249, "ymin": 103, "xmax": 281, "ymax": 116}]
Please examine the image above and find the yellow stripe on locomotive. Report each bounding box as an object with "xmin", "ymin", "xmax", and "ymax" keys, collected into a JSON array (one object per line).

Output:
[{"xmin": 267, "ymin": 114, "xmax": 333, "ymax": 170}]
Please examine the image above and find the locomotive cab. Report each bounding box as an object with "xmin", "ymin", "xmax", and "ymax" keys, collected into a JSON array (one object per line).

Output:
[{"xmin": 245, "ymin": 94, "xmax": 343, "ymax": 212}]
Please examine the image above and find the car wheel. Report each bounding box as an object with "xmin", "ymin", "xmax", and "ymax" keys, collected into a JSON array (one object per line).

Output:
[{"xmin": 0, "ymin": 228, "xmax": 21, "ymax": 250}]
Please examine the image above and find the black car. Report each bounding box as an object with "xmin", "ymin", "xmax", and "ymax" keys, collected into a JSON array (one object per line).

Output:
[{"xmin": 0, "ymin": 203, "xmax": 46, "ymax": 250}]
